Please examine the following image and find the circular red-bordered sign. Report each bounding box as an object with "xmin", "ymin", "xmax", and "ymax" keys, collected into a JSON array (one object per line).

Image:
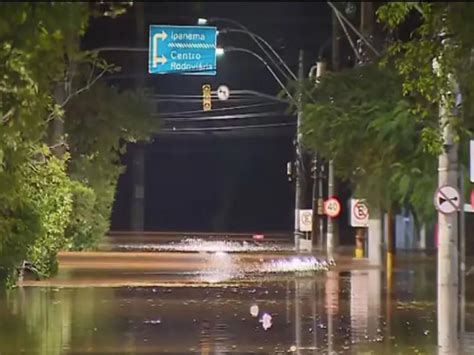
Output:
[
  {"xmin": 353, "ymin": 200, "xmax": 369, "ymax": 221},
  {"xmin": 324, "ymin": 197, "xmax": 342, "ymax": 218}
]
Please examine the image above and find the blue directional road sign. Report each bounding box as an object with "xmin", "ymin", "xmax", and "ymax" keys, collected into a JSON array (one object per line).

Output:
[{"xmin": 148, "ymin": 25, "xmax": 217, "ymax": 75}]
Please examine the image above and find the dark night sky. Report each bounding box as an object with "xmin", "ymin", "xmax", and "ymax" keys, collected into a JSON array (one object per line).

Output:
[{"xmin": 83, "ymin": 2, "xmax": 334, "ymax": 233}]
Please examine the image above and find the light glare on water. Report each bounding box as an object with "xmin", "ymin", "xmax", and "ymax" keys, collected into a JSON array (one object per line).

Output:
[{"xmin": 1, "ymin": 256, "xmax": 474, "ymax": 354}]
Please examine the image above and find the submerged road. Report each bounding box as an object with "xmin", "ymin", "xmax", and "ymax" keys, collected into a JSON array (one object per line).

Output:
[{"xmin": 19, "ymin": 250, "xmax": 372, "ymax": 287}]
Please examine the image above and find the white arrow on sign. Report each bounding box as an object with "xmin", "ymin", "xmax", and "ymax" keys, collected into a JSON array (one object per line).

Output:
[
  {"xmin": 153, "ymin": 31, "xmax": 168, "ymax": 67},
  {"xmin": 434, "ymin": 185, "xmax": 460, "ymax": 214}
]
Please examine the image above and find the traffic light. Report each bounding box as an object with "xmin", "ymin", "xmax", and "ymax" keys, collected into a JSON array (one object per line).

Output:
[{"xmin": 202, "ymin": 84, "xmax": 211, "ymax": 111}]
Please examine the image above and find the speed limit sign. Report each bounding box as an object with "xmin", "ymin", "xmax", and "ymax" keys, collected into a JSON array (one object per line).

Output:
[{"xmin": 324, "ymin": 197, "xmax": 341, "ymax": 218}]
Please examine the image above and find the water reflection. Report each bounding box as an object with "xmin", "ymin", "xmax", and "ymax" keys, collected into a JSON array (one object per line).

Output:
[{"xmin": 1, "ymin": 262, "xmax": 473, "ymax": 354}]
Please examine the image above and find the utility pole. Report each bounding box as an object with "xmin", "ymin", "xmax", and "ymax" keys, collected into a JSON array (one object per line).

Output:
[
  {"xmin": 354, "ymin": 1, "xmax": 375, "ymax": 259},
  {"xmin": 436, "ymin": 35, "xmax": 459, "ymax": 349},
  {"xmin": 311, "ymin": 63, "xmax": 326, "ymax": 251},
  {"xmin": 294, "ymin": 49, "xmax": 306, "ymax": 251},
  {"xmin": 131, "ymin": 2, "xmax": 146, "ymax": 232},
  {"xmin": 326, "ymin": 8, "xmax": 342, "ymax": 257}
]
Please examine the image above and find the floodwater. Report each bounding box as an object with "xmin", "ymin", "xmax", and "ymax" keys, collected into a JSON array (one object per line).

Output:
[{"xmin": 1, "ymin": 252, "xmax": 474, "ymax": 354}]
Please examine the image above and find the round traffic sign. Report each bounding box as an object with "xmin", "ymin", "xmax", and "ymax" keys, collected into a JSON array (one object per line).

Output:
[
  {"xmin": 353, "ymin": 200, "xmax": 369, "ymax": 220},
  {"xmin": 217, "ymin": 85, "xmax": 230, "ymax": 101},
  {"xmin": 434, "ymin": 185, "xmax": 460, "ymax": 214},
  {"xmin": 324, "ymin": 197, "xmax": 341, "ymax": 218}
]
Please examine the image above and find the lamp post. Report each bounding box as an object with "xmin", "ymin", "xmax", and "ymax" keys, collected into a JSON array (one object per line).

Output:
[
  {"xmin": 217, "ymin": 47, "xmax": 296, "ymax": 104},
  {"xmin": 217, "ymin": 46, "xmax": 305, "ymax": 250},
  {"xmin": 198, "ymin": 17, "xmax": 296, "ymax": 81}
]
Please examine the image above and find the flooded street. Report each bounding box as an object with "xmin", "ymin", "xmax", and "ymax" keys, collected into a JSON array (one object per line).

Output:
[{"xmin": 1, "ymin": 247, "xmax": 474, "ymax": 354}]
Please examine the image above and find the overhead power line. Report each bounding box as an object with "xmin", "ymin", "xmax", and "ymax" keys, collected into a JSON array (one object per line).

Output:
[
  {"xmin": 164, "ymin": 111, "xmax": 289, "ymax": 122},
  {"xmin": 159, "ymin": 102, "xmax": 284, "ymax": 117},
  {"xmin": 162, "ymin": 122, "xmax": 296, "ymax": 133}
]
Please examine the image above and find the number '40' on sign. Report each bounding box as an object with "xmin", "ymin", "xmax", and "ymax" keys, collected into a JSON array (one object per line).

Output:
[{"xmin": 324, "ymin": 197, "xmax": 341, "ymax": 218}]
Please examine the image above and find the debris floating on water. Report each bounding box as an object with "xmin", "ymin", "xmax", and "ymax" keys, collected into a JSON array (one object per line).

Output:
[
  {"xmin": 114, "ymin": 237, "xmax": 292, "ymax": 253},
  {"xmin": 260, "ymin": 313, "xmax": 273, "ymax": 330},
  {"xmin": 259, "ymin": 256, "xmax": 336, "ymax": 273}
]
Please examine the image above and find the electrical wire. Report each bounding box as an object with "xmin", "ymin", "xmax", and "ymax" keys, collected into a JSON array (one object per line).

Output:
[
  {"xmin": 160, "ymin": 102, "xmax": 284, "ymax": 117},
  {"xmin": 164, "ymin": 111, "xmax": 289, "ymax": 122},
  {"xmin": 162, "ymin": 122, "xmax": 295, "ymax": 132},
  {"xmin": 219, "ymin": 28, "xmax": 297, "ymax": 81},
  {"xmin": 334, "ymin": 10, "xmax": 362, "ymax": 63},
  {"xmin": 326, "ymin": 1, "xmax": 381, "ymax": 57}
]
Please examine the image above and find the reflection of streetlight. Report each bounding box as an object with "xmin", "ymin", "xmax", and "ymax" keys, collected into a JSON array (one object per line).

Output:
[
  {"xmin": 216, "ymin": 47, "xmax": 295, "ymax": 104},
  {"xmin": 198, "ymin": 17, "xmax": 296, "ymax": 81}
]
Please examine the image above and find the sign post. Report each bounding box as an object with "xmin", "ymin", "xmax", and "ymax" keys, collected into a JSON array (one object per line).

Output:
[
  {"xmin": 350, "ymin": 199, "xmax": 369, "ymax": 227},
  {"xmin": 148, "ymin": 25, "xmax": 217, "ymax": 75},
  {"xmin": 299, "ymin": 209, "xmax": 313, "ymax": 252},
  {"xmin": 350, "ymin": 199, "xmax": 369, "ymax": 258}
]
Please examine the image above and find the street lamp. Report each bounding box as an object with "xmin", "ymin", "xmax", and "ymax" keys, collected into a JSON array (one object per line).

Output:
[
  {"xmin": 197, "ymin": 17, "xmax": 296, "ymax": 81},
  {"xmin": 216, "ymin": 47, "xmax": 295, "ymax": 104},
  {"xmin": 216, "ymin": 47, "xmax": 225, "ymax": 57}
]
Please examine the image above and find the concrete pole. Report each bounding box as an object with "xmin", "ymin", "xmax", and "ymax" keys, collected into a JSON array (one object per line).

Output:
[
  {"xmin": 419, "ymin": 224, "xmax": 427, "ymax": 250},
  {"xmin": 436, "ymin": 37, "xmax": 459, "ymax": 350},
  {"xmin": 326, "ymin": 160, "xmax": 336, "ymax": 256},
  {"xmin": 460, "ymin": 166, "xmax": 466, "ymax": 337},
  {"xmin": 325, "ymin": 10, "xmax": 342, "ymax": 258},
  {"xmin": 131, "ymin": 2, "xmax": 146, "ymax": 232},
  {"xmin": 368, "ymin": 208, "xmax": 383, "ymax": 265},
  {"xmin": 310, "ymin": 61, "xmax": 327, "ymax": 252},
  {"xmin": 437, "ymin": 97, "xmax": 459, "ymax": 350},
  {"xmin": 294, "ymin": 50, "xmax": 305, "ymax": 251},
  {"xmin": 353, "ymin": 2, "xmax": 375, "ymax": 260}
]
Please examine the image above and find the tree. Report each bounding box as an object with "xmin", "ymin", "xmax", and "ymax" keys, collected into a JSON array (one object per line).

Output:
[
  {"xmin": 301, "ymin": 63, "xmax": 437, "ymax": 224},
  {"xmin": 64, "ymin": 82, "xmax": 159, "ymax": 250},
  {"xmin": 0, "ymin": 2, "xmax": 135, "ymax": 285},
  {"xmin": 376, "ymin": 2, "xmax": 474, "ymax": 154},
  {"xmin": 301, "ymin": 2, "xmax": 474, "ymax": 226}
]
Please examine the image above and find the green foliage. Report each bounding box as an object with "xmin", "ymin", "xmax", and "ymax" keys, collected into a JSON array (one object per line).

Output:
[
  {"xmin": 64, "ymin": 181, "xmax": 97, "ymax": 251},
  {"xmin": 64, "ymin": 82, "xmax": 159, "ymax": 250},
  {"xmin": 301, "ymin": 64, "xmax": 437, "ymax": 223},
  {"xmin": 0, "ymin": 146, "xmax": 72, "ymax": 284},
  {"xmin": 376, "ymin": 2, "xmax": 474, "ymax": 153},
  {"xmin": 0, "ymin": 3, "xmax": 140, "ymax": 285},
  {"xmin": 25, "ymin": 149, "xmax": 73, "ymax": 278},
  {"xmin": 0, "ymin": 3, "xmax": 92, "ymax": 285}
]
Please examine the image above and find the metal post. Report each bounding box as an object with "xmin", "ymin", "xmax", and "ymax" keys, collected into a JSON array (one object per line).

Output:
[
  {"xmin": 131, "ymin": 2, "xmax": 146, "ymax": 232},
  {"xmin": 294, "ymin": 50, "xmax": 305, "ymax": 250}
]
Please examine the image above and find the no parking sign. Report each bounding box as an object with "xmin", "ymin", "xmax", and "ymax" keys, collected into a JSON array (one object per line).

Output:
[{"xmin": 350, "ymin": 199, "xmax": 369, "ymax": 227}]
